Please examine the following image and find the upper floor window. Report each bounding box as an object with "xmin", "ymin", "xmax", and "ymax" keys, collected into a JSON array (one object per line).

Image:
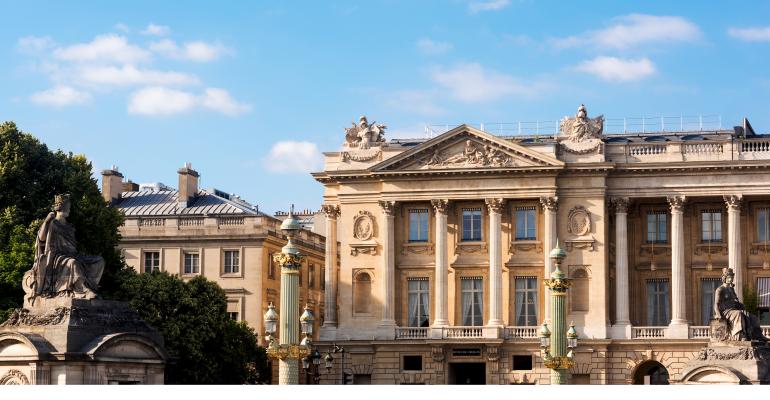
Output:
[
  {"xmin": 700, "ymin": 278, "xmax": 721, "ymax": 325},
  {"xmin": 223, "ymin": 250, "xmax": 240, "ymax": 274},
  {"xmin": 320, "ymin": 267, "xmax": 326, "ymax": 290},
  {"xmin": 461, "ymin": 277, "xmax": 483, "ymax": 326},
  {"xmin": 646, "ymin": 279, "xmax": 670, "ymax": 326},
  {"xmin": 514, "ymin": 276, "xmax": 538, "ymax": 326},
  {"xmin": 183, "ymin": 251, "xmax": 200, "ymax": 275},
  {"xmin": 758, "ymin": 277, "xmax": 770, "ymax": 325},
  {"xmin": 407, "ymin": 278, "xmax": 430, "ymax": 327},
  {"xmin": 143, "ymin": 251, "xmax": 160, "ymax": 273},
  {"xmin": 268, "ymin": 252, "xmax": 276, "ymax": 280},
  {"xmin": 646, "ymin": 211, "xmax": 667, "ymax": 244},
  {"xmin": 701, "ymin": 210, "xmax": 722, "ymax": 242},
  {"xmin": 409, "ymin": 209, "xmax": 430, "ymax": 242},
  {"xmin": 461, "ymin": 208, "xmax": 482, "ymax": 241},
  {"xmin": 308, "ymin": 264, "xmax": 315, "ymax": 289},
  {"xmin": 515, "ymin": 207, "xmax": 536, "ymax": 240},
  {"xmin": 758, "ymin": 208, "xmax": 770, "ymax": 242}
]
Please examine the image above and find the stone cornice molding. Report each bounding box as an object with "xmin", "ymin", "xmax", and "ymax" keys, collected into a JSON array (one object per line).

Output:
[
  {"xmin": 723, "ymin": 194, "xmax": 743, "ymax": 211},
  {"xmin": 379, "ymin": 200, "xmax": 397, "ymax": 216},
  {"xmin": 610, "ymin": 197, "xmax": 630, "ymax": 214},
  {"xmin": 540, "ymin": 196, "xmax": 559, "ymax": 212},
  {"xmin": 484, "ymin": 198, "xmax": 505, "ymax": 214},
  {"xmin": 667, "ymin": 195, "xmax": 687, "ymax": 212},
  {"xmin": 431, "ymin": 199, "xmax": 450, "ymax": 215},
  {"xmin": 321, "ymin": 204, "xmax": 340, "ymax": 219}
]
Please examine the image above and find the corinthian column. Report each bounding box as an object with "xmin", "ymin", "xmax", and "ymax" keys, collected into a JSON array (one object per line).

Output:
[
  {"xmin": 320, "ymin": 204, "xmax": 340, "ymax": 336},
  {"xmin": 667, "ymin": 195, "xmax": 688, "ymax": 338},
  {"xmin": 431, "ymin": 199, "xmax": 449, "ymax": 328},
  {"xmin": 724, "ymin": 195, "xmax": 744, "ymax": 301},
  {"xmin": 485, "ymin": 198, "xmax": 505, "ymax": 327},
  {"xmin": 378, "ymin": 201, "xmax": 397, "ymax": 335},
  {"xmin": 540, "ymin": 196, "xmax": 558, "ymax": 323},
  {"xmin": 611, "ymin": 197, "xmax": 631, "ymax": 339}
]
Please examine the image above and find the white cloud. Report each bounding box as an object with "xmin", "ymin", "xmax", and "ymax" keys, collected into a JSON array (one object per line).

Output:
[
  {"xmin": 30, "ymin": 85, "xmax": 91, "ymax": 107},
  {"xmin": 127, "ymin": 86, "xmax": 250, "ymax": 116},
  {"xmin": 553, "ymin": 14, "xmax": 701, "ymax": 50},
  {"xmin": 468, "ymin": 0, "xmax": 510, "ymax": 13},
  {"xmin": 728, "ymin": 26, "xmax": 770, "ymax": 42},
  {"xmin": 53, "ymin": 34, "xmax": 151, "ymax": 64},
  {"xmin": 575, "ymin": 56, "xmax": 656, "ymax": 82},
  {"xmin": 76, "ymin": 65, "xmax": 200, "ymax": 87},
  {"xmin": 416, "ymin": 38, "xmax": 452, "ymax": 55},
  {"xmin": 430, "ymin": 63, "xmax": 540, "ymax": 102},
  {"xmin": 17, "ymin": 36, "xmax": 55, "ymax": 54},
  {"xmin": 141, "ymin": 23, "xmax": 171, "ymax": 36},
  {"xmin": 150, "ymin": 39, "xmax": 230, "ymax": 62},
  {"xmin": 263, "ymin": 141, "xmax": 323, "ymax": 173}
]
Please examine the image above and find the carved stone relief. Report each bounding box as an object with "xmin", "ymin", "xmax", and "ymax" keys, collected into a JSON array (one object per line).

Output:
[
  {"xmin": 419, "ymin": 139, "xmax": 515, "ymax": 169},
  {"xmin": 565, "ymin": 205, "xmax": 596, "ymax": 252},
  {"xmin": 0, "ymin": 370, "xmax": 29, "ymax": 385},
  {"xmin": 353, "ymin": 211, "xmax": 376, "ymax": 241},
  {"xmin": 558, "ymin": 104, "xmax": 604, "ymax": 154}
]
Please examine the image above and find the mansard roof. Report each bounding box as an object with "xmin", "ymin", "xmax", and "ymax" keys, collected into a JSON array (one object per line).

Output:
[{"xmin": 115, "ymin": 189, "xmax": 262, "ymax": 217}]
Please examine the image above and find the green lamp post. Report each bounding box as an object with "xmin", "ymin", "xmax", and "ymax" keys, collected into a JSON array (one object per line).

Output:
[{"xmin": 540, "ymin": 240, "xmax": 579, "ymax": 385}]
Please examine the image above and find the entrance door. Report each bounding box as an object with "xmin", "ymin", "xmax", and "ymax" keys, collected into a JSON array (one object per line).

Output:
[{"xmin": 448, "ymin": 363, "xmax": 486, "ymax": 384}]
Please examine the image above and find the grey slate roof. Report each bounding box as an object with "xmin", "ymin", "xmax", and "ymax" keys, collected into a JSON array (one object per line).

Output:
[{"xmin": 115, "ymin": 190, "xmax": 261, "ymax": 217}]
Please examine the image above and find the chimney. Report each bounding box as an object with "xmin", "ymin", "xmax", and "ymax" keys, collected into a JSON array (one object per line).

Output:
[
  {"xmin": 177, "ymin": 162, "xmax": 199, "ymax": 208},
  {"xmin": 122, "ymin": 179, "xmax": 139, "ymax": 192},
  {"xmin": 101, "ymin": 165, "xmax": 124, "ymax": 204}
]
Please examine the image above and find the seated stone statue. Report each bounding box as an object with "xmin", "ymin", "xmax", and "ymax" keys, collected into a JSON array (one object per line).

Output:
[
  {"xmin": 23, "ymin": 194, "xmax": 104, "ymax": 306},
  {"xmin": 713, "ymin": 268, "xmax": 767, "ymax": 342}
]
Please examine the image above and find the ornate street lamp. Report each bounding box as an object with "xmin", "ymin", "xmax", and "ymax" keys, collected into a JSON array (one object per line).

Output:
[
  {"xmin": 262, "ymin": 206, "xmax": 310, "ymax": 385},
  {"xmin": 322, "ymin": 344, "xmax": 347, "ymax": 384},
  {"xmin": 539, "ymin": 240, "xmax": 579, "ymax": 385}
]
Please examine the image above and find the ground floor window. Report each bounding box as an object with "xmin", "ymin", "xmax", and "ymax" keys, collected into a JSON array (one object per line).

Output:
[{"xmin": 646, "ymin": 279, "xmax": 670, "ymax": 326}]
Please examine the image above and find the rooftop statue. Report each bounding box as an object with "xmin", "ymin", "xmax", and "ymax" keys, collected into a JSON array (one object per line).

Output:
[
  {"xmin": 713, "ymin": 268, "xmax": 767, "ymax": 342},
  {"xmin": 559, "ymin": 104, "xmax": 604, "ymax": 143},
  {"xmin": 344, "ymin": 115, "xmax": 387, "ymax": 150},
  {"xmin": 22, "ymin": 194, "xmax": 104, "ymax": 306}
]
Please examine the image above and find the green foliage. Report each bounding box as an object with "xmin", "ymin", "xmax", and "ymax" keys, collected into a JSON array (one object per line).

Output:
[
  {"xmin": 0, "ymin": 121, "xmax": 125, "ymax": 319},
  {"xmin": 115, "ymin": 270, "xmax": 268, "ymax": 384},
  {"xmin": 743, "ymin": 285, "xmax": 759, "ymax": 316}
]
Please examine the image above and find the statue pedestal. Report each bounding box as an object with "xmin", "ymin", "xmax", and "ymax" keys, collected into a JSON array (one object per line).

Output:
[
  {"xmin": 0, "ymin": 298, "xmax": 167, "ymax": 385},
  {"xmin": 676, "ymin": 341, "xmax": 770, "ymax": 384}
]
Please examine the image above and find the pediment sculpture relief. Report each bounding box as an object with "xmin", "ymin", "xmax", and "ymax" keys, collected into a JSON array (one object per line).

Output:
[
  {"xmin": 420, "ymin": 139, "xmax": 515, "ymax": 169},
  {"xmin": 559, "ymin": 104, "xmax": 604, "ymax": 154}
]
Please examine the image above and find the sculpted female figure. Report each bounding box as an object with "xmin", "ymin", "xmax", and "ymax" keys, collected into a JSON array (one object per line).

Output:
[
  {"xmin": 713, "ymin": 268, "xmax": 767, "ymax": 342},
  {"xmin": 23, "ymin": 194, "xmax": 104, "ymax": 306}
]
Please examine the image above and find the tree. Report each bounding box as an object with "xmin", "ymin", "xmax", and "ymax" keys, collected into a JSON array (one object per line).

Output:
[
  {"xmin": 114, "ymin": 270, "xmax": 268, "ymax": 384},
  {"xmin": 0, "ymin": 121, "xmax": 125, "ymax": 320}
]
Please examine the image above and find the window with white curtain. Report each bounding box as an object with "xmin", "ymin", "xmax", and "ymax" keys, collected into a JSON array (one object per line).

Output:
[
  {"xmin": 143, "ymin": 251, "xmax": 160, "ymax": 273},
  {"xmin": 407, "ymin": 278, "xmax": 430, "ymax": 327},
  {"xmin": 409, "ymin": 209, "xmax": 429, "ymax": 242},
  {"xmin": 701, "ymin": 210, "xmax": 722, "ymax": 242},
  {"xmin": 515, "ymin": 207, "xmax": 536, "ymax": 240},
  {"xmin": 223, "ymin": 250, "xmax": 239, "ymax": 274},
  {"xmin": 461, "ymin": 277, "xmax": 483, "ymax": 326},
  {"xmin": 646, "ymin": 211, "xmax": 667, "ymax": 243},
  {"xmin": 646, "ymin": 279, "xmax": 670, "ymax": 326},
  {"xmin": 700, "ymin": 278, "xmax": 721, "ymax": 325},
  {"xmin": 515, "ymin": 276, "xmax": 538, "ymax": 326},
  {"xmin": 758, "ymin": 277, "xmax": 770, "ymax": 325},
  {"xmin": 461, "ymin": 208, "xmax": 482, "ymax": 241},
  {"xmin": 758, "ymin": 208, "xmax": 770, "ymax": 242}
]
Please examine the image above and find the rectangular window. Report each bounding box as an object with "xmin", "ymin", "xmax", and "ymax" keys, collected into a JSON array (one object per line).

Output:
[
  {"xmin": 461, "ymin": 208, "xmax": 482, "ymax": 241},
  {"xmin": 402, "ymin": 355, "xmax": 423, "ymax": 371},
  {"xmin": 143, "ymin": 251, "xmax": 160, "ymax": 273},
  {"xmin": 515, "ymin": 277, "xmax": 538, "ymax": 326},
  {"xmin": 646, "ymin": 279, "xmax": 670, "ymax": 326},
  {"xmin": 223, "ymin": 250, "xmax": 240, "ymax": 274},
  {"xmin": 227, "ymin": 312, "xmax": 239, "ymax": 321},
  {"xmin": 646, "ymin": 212, "xmax": 667, "ymax": 243},
  {"xmin": 408, "ymin": 209, "xmax": 430, "ymax": 242},
  {"xmin": 461, "ymin": 277, "xmax": 483, "ymax": 326},
  {"xmin": 183, "ymin": 252, "xmax": 200, "ymax": 274},
  {"xmin": 512, "ymin": 355, "xmax": 533, "ymax": 370},
  {"xmin": 407, "ymin": 278, "xmax": 430, "ymax": 327},
  {"xmin": 758, "ymin": 208, "xmax": 769, "ymax": 242},
  {"xmin": 700, "ymin": 278, "xmax": 721, "ymax": 325},
  {"xmin": 701, "ymin": 210, "xmax": 722, "ymax": 242},
  {"xmin": 758, "ymin": 277, "xmax": 770, "ymax": 325},
  {"xmin": 308, "ymin": 264, "xmax": 315, "ymax": 289},
  {"xmin": 515, "ymin": 207, "xmax": 537, "ymax": 240},
  {"xmin": 268, "ymin": 252, "xmax": 276, "ymax": 280},
  {"xmin": 320, "ymin": 267, "xmax": 326, "ymax": 290}
]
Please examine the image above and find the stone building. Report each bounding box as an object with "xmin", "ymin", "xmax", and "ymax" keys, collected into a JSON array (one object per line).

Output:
[
  {"xmin": 102, "ymin": 164, "xmax": 326, "ymax": 343},
  {"xmin": 312, "ymin": 108, "xmax": 770, "ymax": 384}
]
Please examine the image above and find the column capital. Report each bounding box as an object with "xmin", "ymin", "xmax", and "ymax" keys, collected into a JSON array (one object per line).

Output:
[
  {"xmin": 724, "ymin": 194, "xmax": 743, "ymax": 211},
  {"xmin": 484, "ymin": 198, "xmax": 505, "ymax": 214},
  {"xmin": 378, "ymin": 200, "xmax": 397, "ymax": 216},
  {"xmin": 666, "ymin": 195, "xmax": 687, "ymax": 212},
  {"xmin": 540, "ymin": 196, "xmax": 559, "ymax": 212},
  {"xmin": 610, "ymin": 197, "xmax": 630, "ymax": 214},
  {"xmin": 321, "ymin": 204, "xmax": 340, "ymax": 219},
  {"xmin": 431, "ymin": 199, "xmax": 450, "ymax": 215}
]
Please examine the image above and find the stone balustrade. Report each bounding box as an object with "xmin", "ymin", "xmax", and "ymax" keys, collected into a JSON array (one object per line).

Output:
[
  {"xmin": 604, "ymin": 138, "xmax": 770, "ymax": 163},
  {"xmin": 395, "ymin": 327, "xmax": 429, "ymax": 339},
  {"xmin": 631, "ymin": 326, "xmax": 667, "ymax": 339},
  {"xmin": 443, "ymin": 327, "xmax": 483, "ymax": 339},
  {"xmin": 503, "ymin": 326, "xmax": 539, "ymax": 339},
  {"xmin": 688, "ymin": 326, "xmax": 710, "ymax": 339},
  {"xmin": 217, "ymin": 216, "xmax": 245, "ymax": 226}
]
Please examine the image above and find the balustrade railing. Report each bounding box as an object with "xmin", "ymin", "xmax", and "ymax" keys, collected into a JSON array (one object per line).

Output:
[
  {"xmin": 178, "ymin": 217, "xmax": 204, "ymax": 227},
  {"xmin": 631, "ymin": 326, "xmax": 667, "ymax": 339},
  {"xmin": 688, "ymin": 326, "xmax": 710, "ymax": 339},
  {"xmin": 395, "ymin": 327, "xmax": 429, "ymax": 339},
  {"xmin": 139, "ymin": 218, "xmax": 165, "ymax": 227},
  {"xmin": 742, "ymin": 140, "xmax": 770, "ymax": 153},
  {"xmin": 504, "ymin": 326, "xmax": 538, "ymax": 339},
  {"xmin": 218, "ymin": 216, "xmax": 245, "ymax": 226},
  {"xmin": 443, "ymin": 326, "xmax": 483, "ymax": 339},
  {"xmin": 683, "ymin": 143, "xmax": 723, "ymax": 154},
  {"xmin": 628, "ymin": 144, "xmax": 667, "ymax": 156}
]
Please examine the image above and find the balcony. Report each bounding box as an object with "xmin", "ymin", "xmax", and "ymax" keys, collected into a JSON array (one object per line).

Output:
[
  {"xmin": 395, "ymin": 327, "xmax": 429, "ymax": 339},
  {"xmin": 503, "ymin": 326, "xmax": 539, "ymax": 339},
  {"xmin": 631, "ymin": 326, "xmax": 667, "ymax": 339}
]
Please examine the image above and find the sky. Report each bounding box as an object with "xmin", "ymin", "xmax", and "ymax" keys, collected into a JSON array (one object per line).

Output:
[{"xmin": 2, "ymin": 0, "xmax": 770, "ymax": 213}]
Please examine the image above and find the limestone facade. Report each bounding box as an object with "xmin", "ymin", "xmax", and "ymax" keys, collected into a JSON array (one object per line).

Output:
[{"xmin": 312, "ymin": 112, "xmax": 770, "ymax": 384}]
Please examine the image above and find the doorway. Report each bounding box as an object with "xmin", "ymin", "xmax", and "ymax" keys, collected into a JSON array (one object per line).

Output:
[
  {"xmin": 448, "ymin": 362, "xmax": 486, "ymax": 384},
  {"xmin": 633, "ymin": 361, "xmax": 670, "ymax": 385}
]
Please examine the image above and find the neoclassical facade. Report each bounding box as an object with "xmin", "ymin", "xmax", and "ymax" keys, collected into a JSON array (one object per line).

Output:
[{"xmin": 312, "ymin": 108, "xmax": 770, "ymax": 384}]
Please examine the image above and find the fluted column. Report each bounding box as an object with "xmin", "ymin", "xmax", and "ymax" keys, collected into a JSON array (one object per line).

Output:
[
  {"xmin": 431, "ymin": 199, "xmax": 449, "ymax": 327},
  {"xmin": 667, "ymin": 195, "xmax": 688, "ymax": 337},
  {"xmin": 611, "ymin": 197, "xmax": 631, "ymax": 338},
  {"xmin": 320, "ymin": 204, "xmax": 340, "ymax": 331},
  {"xmin": 485, "ymin": 198, "xmax": 504, "ymax": 326},
  {"xmin": 540, "ymin": 196, "xmax": 558, "ymax": 323},
  {"xmin": 378, "ymin": 201, "xmax": 397, "ymax": 331},
  {"xmin": 279, "ymin": 260, "xmax": 300, "ymax": 384},
  {"xmin": 725, "ymin": 195, "xmax": 744, "ymax": 301}
]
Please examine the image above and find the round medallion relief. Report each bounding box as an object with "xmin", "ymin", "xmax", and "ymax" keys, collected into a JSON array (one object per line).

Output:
[
  {"xmin": 567, "ymin": 206, "xmax": 591, "ymax": 236},
  {"xmin": 353, "ymin": 211, "xmax": 376, "ymax": 241},
  {"xmin": 0, "ymin": 370, "xmax": 29, "ymax": 385}
]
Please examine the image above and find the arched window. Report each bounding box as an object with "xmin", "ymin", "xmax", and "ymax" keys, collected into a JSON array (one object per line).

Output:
[
  {"xmin": 353, "ymin": 271, "xmax": 373, "ymax": 314},
  {"xmin": 633, "ymin": 361, "xmax": 669, "ymax": 385},
  {"xmin": 571, "ymin": 268, "xmax": 589, "ymax": 312}
]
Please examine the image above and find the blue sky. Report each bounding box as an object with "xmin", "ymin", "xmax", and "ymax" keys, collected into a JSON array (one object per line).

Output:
[{"xmin": 2, "ymin": 1, "xmax": 770, "ymax": 213}]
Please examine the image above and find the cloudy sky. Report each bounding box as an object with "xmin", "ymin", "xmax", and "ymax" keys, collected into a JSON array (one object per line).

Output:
[{"xmin": 2, "ymin": 1, "xmax": 770, "ymax": 213}]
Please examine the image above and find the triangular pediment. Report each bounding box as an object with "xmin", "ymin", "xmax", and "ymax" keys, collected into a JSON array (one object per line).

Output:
[{"xmin": 372, "ymin": 125, "xmax": 564, "ymax": 172}]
